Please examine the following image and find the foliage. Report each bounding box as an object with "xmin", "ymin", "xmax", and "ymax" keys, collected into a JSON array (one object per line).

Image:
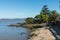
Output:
[
  {"xmin": 34, "ymin": 5, "xmax": 50, "ymax": 23},
  {"xmin": 25, "ymin": 5, "xmax": 59, "ymax": 26},
  {"xmin": 35, "ymin": 14, "xmax": 40, "ymax": 18},
  {"xmin": 50, "ymin": 10, "xmax": 59, "ymax": 24},
  {"xmin": 40, "ymin": 5, "xmax": 50, "ymax": 22},
  {"xmin": 40, "ymin": 5, "xmax": 50, "ymax": 14},
  {"xmin": 25, "ymin": 17, "xmax": 34, "ymax": 24},
  {"xmin": 40, "ymin": 13, "xmax": 49, "ymax": 22},
  {"xmin": 34, "ymin": 14, "xmax": 41, "ymax": 23}
]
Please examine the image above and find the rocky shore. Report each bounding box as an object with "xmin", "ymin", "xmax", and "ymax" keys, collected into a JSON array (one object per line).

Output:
[
  {"xmin": 9, "ymin": 23, "xmax": 46, "ymax": 28},
  {"xmin": 28, "ymin": 28, "xmax": 55, "ymax": 40}
]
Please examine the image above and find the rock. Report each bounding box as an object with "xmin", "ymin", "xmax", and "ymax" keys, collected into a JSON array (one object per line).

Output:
[{"xmin": 9, "ymin": 24, "xmax": 20, "ymax": 27}]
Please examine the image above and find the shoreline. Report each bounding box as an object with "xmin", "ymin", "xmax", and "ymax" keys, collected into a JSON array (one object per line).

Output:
[
  {"xmin": 9, "ymin": 23, "xmax": 46, "ymax": 28},
  {"xmin": 9, "ymin": 23, "xmax": 57, "ymax": 40}
]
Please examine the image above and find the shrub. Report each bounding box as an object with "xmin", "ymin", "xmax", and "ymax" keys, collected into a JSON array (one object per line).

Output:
[
  {"xmin": 33, "ymin": 25, "xmax": 42, "ymax": 28},
  {"xmin": 25, "ymin": 17, "xmax": 34, "ymax": 24}
]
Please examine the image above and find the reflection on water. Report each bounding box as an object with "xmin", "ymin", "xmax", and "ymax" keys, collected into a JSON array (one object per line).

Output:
[{"xmin": 0, "ymin": 19, "xmax": 29, "ymax": 40}]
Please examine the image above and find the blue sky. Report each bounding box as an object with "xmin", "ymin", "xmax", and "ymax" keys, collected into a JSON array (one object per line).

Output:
[{"xmin": 0, "ymin": 0, "xmax": 59, "ymax": 18}]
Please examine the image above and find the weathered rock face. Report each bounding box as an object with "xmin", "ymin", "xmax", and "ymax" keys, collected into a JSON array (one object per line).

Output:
[{"xmin": 28, "ymin": 28, "xmax": 55, "ymax": 40}]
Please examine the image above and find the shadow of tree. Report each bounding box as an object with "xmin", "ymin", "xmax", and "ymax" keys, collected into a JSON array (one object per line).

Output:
[{"xmin": 49, "ymin": 21, "xmax": 60, "ymax": 40}]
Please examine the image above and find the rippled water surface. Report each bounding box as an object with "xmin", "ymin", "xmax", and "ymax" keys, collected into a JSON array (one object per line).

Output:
[{"xmin": 0, "ymin": 19, "xmax": 29, "ymax": 40}]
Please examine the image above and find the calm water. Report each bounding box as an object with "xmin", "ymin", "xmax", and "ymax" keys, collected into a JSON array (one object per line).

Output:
[{"xmin": 0, "ymin": 19, "xmax": 29, "ymax": 40}]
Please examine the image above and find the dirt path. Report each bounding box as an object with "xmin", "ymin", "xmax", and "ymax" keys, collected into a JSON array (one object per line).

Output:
[{"xmin": 28, "ymin": 28, "xmax": 55, "ymax": 40}]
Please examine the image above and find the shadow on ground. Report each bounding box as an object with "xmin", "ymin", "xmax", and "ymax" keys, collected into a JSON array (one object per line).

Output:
[{"xmin": 49, "ymin": 22, "xmax": 60, "ymax": 40}]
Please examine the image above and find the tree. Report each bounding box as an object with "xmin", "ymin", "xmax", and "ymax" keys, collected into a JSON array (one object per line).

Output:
[
  {"xmin": 25, "ymin": 17, "xmax": 34, "ymax": 24},
  {"xmin": 35, "ymin": 14, "xmax": 40, "ymax": 18},
  {"xmin": 50, "ymin": 10, "xmax": 59, "ymax": 25},
  {"xmin": 40, "ymin": 5, "xmax": 50, "ymax": 22},
  {"xmin": 41, "ymin": 14, "xmax": 49, "ymax": 22},
  {"xmin": 34, "ymin": 14, "xmax": 42, "ymax": 23},
  {"xmin": 40, "ymin": 5, "xmax": 50, "ymax": 14},
  {"xmin": 34, "ymin": 14, "xmax": 41, "ymax": 23}
]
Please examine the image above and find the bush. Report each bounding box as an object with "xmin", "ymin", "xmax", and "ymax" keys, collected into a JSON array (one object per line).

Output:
[
  {"xmin": 25, "ymin": 17, "xmax": 34, "ymax": 24},
  {"xmin": 33, "ymin": 25, "xmax": 42, "ymax": 28}
]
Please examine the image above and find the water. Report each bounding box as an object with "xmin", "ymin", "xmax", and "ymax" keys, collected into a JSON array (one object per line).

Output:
[{"xmin": 0, "ymin": 19, "xmax": 29, "ymax": 40}]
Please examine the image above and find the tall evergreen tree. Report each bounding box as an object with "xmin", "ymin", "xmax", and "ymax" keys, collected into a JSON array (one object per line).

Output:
[
  {"xmin": 40, "ymin": 5, "xmax": 50, "ymax": 22},
  {"xmin": 40, "ymin": 5, "xmax": 50, "ymax": 14}
]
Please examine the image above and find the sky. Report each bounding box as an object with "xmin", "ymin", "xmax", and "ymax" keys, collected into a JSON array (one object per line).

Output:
[{"xmin": 0, "ymin": 0, "xmax": 59, "ymax": 19}]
